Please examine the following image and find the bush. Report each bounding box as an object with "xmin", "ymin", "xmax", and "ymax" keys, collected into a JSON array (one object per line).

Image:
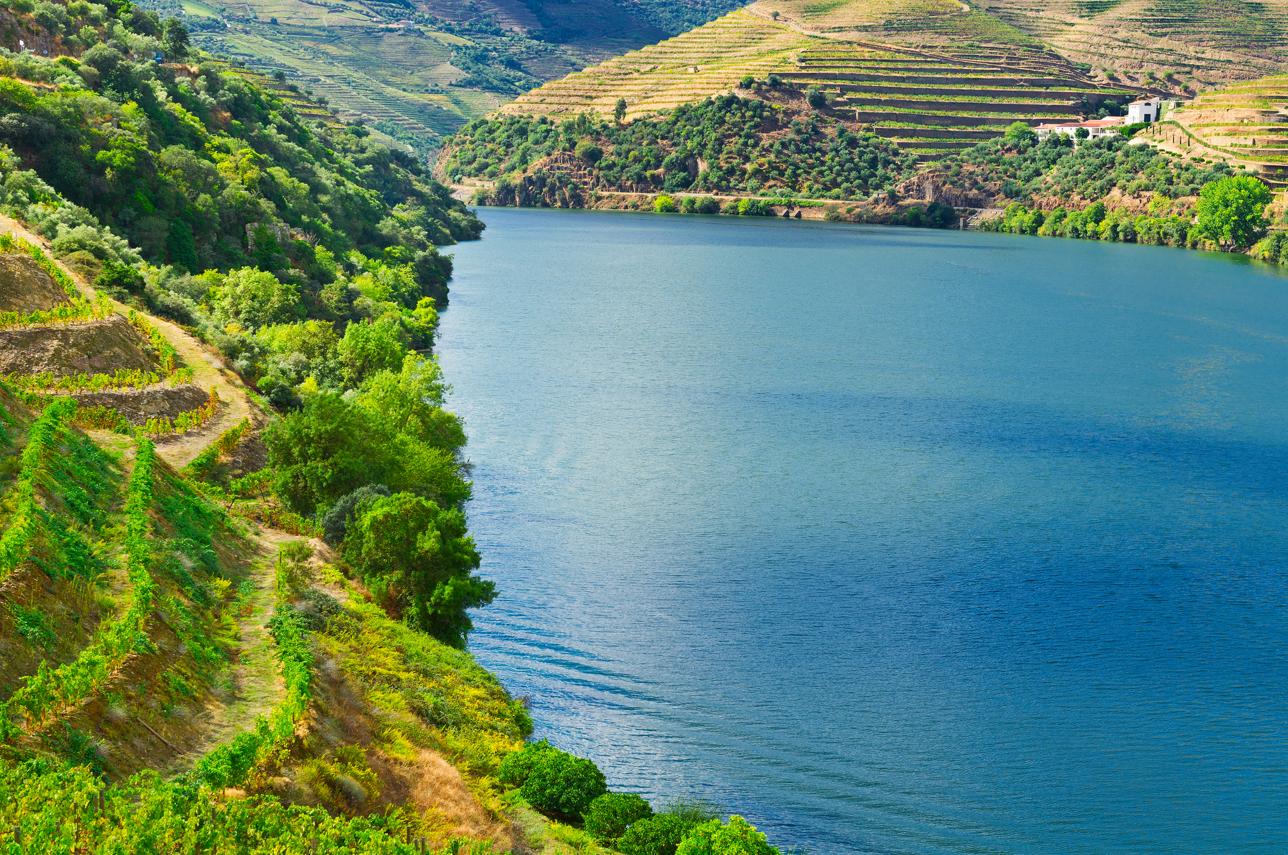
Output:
[
  {"xmin": 584, "ymin": 792, "xmax": 654, "ymax": 844},
  {"xmin": 575, "ymin": 139, "xmax": 604, "ymax": 165},
  {"xmin": 320, "ymin": 484, "xmax": 390, "ymax": 545},
  {"xmin": 619, "ymin": 813, "xmax": 703, "ymax": 855},
  {"xmin": 654, "ymin": 194, "xmax": 678, "ymax": 213},
  {"xmin": 498, "ymin": 741, "xmax": 607, "ymax": 821},
  {"xmin": 497, "ymin": 739, "xmax": 553, "ymax": 787},
  {"xmin": 675, "ymin": 816, "xmax": 780, "ymax": 855}
]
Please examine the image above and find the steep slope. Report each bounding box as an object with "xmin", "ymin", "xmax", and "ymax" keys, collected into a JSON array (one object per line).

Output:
[
  {"xmin": 0, "ymin": 3, "xmax": 789, "ymax": 851},
  {"xmin": 0, "ymin": 390, "xmax": 528, "ymax": 850},
  {"xmin": 136, "ymin": 0, "xmax": 749, "ymax": 151},
  {"xmin": 1145, "ymin": 75, "xmax": 1288, "ymax": 188},
  {"xmin": 499, "ymin": 1, "xmax": 1135, "ymax": 160},
  {"xmin": 0, "ymin": 221, "xmax": 254, "ymax": 468},
  {"xmin": 975, "ymin": 0, "xmax": 1288, "ymax": 90}
]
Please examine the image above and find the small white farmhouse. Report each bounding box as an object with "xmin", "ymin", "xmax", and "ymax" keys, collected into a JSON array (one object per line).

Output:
[{"xmin": 1127, "ymin": 97, "xmax": 1162, "ymax": 124}]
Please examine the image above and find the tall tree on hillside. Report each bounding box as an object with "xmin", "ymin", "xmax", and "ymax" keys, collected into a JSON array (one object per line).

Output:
[{"xmin": 1195, "ymin": 175, "xmax": 1273, "ymax": 250}]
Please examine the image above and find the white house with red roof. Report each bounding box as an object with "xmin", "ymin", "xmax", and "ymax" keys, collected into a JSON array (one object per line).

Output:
[{"xmin": 1034, "ymin": 117, "xmax": 1127, "ymax": 141}]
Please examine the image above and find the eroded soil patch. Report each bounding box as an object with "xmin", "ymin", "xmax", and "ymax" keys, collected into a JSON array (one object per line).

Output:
[
  {"xmin": 0, "ymin": 315, "xmax": 157, "ymax": 377},
  {"xmin": 0, "ymin": 253, "xmax": 69, "ymax": 313}
]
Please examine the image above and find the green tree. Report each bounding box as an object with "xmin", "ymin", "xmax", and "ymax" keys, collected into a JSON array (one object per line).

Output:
[
  {"xmin": 585, "ymin": 792, "xmax": 654, "ymax": 845},
  {"xmin": 337, "ymin": 316, "xmax": 407, "ymax": 385},
  {"xmin": 356, "ymin": 355, "xmax": 465, "ymax": 454},
  {"xmin": 575, "ymin": 139, "xmax": 604, "ymax": 165},
  {"xmin": 160, "ymin": 18, "xmax": 190, "ymax": 59},
  {"xmin": 1195, "ymin": 175, "xmax": 1273, "ymax": 249},
  {"xmin": 344, "ymin": 492, "xmax": 494, "ymax": 646},
  {"xmin": 209, "ymin": 267, "xmax": 299, "ymax": 329},
  {"xmin": 264, "ymin": 392, "xmax": 393, "ymax": 516},
  {"xmin": 615, "ymin": 98, "xmax": 628, "ymax": 124},
  {"xmin": 1003, "ymin": 121, "xmax": 1037, "ymax": 146},
  {"xmin": 805, "ymin": 87, "xmax": 826, "ymax": 109},
  {"xmin": 654, "ymin": 194, "xmax": 678, "ymax": 213},
  {"xmin": 675, "ymin": 817, "xmax": 780, "ymax": 855}
]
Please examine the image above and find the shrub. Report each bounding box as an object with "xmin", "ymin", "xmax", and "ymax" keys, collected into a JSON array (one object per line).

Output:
[
  {"xmin": 320, "ymin": 483, "xmax": 390, "ymax": 545},
  {"xmin": 498, "ymin": 739, "xmax": 554, "ymax": 787},
  {"xmin": 654, "ymin": 194, "xmax": 678, "ymax": 213},
  {"xmin": 584, "ymin": 792, "xmax": 654, "ymax": 844},
  {"xmin": 619, "ymin": 813, "xmax": 703, "ymax": 855},
  {"xmin": 675, "ymin": 816, "xmax": 780, "ymax": 855},
  {"xmin": 498, "ymin": 741, "xmax": 607, "ymax": 821},
  {"xmin": 575, "ymin": 140, "xmax": 604, "ymax": 165}
]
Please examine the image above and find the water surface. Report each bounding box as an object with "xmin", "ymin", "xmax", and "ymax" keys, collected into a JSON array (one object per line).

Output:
[{"xmin": 438, "ymin": 209, "xmax": 1288, "ymax": 854}]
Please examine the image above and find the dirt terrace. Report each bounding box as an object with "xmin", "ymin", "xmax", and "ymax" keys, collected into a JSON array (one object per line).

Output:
[
  {"xmin": 0, "ymin": 315, "xmax": 157, "ymax": 377},
  {"xmin": 0, "ymin": 253, "xmax": 69, "ymax": 313}
]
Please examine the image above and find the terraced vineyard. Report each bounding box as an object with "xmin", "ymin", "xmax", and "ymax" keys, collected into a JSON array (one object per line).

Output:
[
  {"xmin": 1147, "ymin": 75, "xmax": 1288, "ymax": 187},
  {"xmin": 0, "ymin": 230, "xmax": 249, "ymax": 466},
  {"xmin": 0, "ymin": 220, "xmax": 537, "ymax": 851},
  {"xmin": 501, "ymin": 3, "xmax": 1134, "ymax": 160},
  {"xmin": 976, "ymin": 0, "xmax": 1288, "ymax": 89}
]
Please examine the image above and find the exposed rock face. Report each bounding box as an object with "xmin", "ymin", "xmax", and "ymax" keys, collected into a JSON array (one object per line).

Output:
[
  {"xmin": 489, "ymin": 155, "xmax": 590, "ymax": 208},
  {"xmin": 896, "ymin": 172, "xmax": 990, "ymax": 209}
]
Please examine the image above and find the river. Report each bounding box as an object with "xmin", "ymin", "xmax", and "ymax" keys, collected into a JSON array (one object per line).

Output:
[{"xmin": 438, "ymin": 209, "xmax": 1288, "ymax": 854}]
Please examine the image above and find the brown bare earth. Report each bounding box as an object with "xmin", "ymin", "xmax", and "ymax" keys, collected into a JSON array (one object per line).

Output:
[
  {"xmin": 72, "ymin": 384, "xmax": 213, "ymax": 425},
  {"xmin": 0, "ymin": 315, "xmax": 157, "ymax": 377},
  {"xmin": 0, "ymin": 253, "xmax": 69, "ymax": 312}
]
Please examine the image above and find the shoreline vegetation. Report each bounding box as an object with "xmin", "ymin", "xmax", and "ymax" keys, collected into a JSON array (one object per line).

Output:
[
  {"xmin": 442, "ymin": 99, "xmax": 1285, "ymax": 267},
  {"xmin": 0, "ymin": 0, "xmax": 787, "ymax": 852}
]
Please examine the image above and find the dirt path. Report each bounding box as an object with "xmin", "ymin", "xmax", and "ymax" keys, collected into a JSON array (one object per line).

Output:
[
  {"xmin": 171, "ymin": 528, "xmax": 291, "ymax": 771},
  {"xmin": 0, "ymin": 214, "xmax": 258, "ymax": 469}
]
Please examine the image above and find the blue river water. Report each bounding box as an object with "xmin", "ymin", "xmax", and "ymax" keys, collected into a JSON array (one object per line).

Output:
[{"xmin": 437, "ymin": 208, "xmax": 1288, "ymax": 854}]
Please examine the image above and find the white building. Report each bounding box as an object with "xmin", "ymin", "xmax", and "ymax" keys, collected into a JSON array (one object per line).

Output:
[
  {"xmin": 1127, "ymin": 97, "xmax": 1162, "ymax": 124},
  {"xmin": 1034, "ymin": 117, "xmax": 1126, "ymax": 141}
]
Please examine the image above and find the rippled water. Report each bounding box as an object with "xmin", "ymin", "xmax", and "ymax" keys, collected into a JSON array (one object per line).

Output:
[{"xmin": 437, "ymin": 209, "xmax": 1288, "ymax": 854}]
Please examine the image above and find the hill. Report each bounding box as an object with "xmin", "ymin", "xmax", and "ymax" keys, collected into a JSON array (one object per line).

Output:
[
  {"xmin": 133, "ymin": 0, "xmax": 749, "ymax": 151},
  {"xmin": 1145, "ymin": 74, "xmax": 1288, "ymax": 188},
  {"xmin": 0, "ymin": 1, "xmax": 789, "ymax": 851},
  {"xmin": 497, "ymin": 1, "xmax": 1137, "ymax": 161},
  {"xmin": 974, "ymin": 0, "xmax": 1288, "ymax": 91}
]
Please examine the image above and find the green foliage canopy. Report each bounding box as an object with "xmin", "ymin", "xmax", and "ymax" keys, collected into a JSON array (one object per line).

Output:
[
  {"xmin": 1194, "ymin": 175, "xmax": 1273, "ymax": 249},
  {"xmin": 676, "ymin": 816, "xmax": 780, "ymax": 855},
  {"xmin": 343, "ymin": 492, "xmax": 494, "ymax": 647},
  {"xmin": 498, "ymin": 740, "xmax": 608, "ymax": 821},
  {"xmin": 584, "ymin": 792, "xmax": 654, "ymax": 844}
]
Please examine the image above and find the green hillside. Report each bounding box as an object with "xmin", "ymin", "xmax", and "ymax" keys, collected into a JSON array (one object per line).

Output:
[
  {"xmin": 0, "ymin": 1, "xmax": 786, "ymax": 851},
  {"xmin": 134, "ymin": 0, "xmax": 750, "ymax": 151},
  {"xmin": 497, "ymin": 2, "xmax": 1136, "ymax": 161}
]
